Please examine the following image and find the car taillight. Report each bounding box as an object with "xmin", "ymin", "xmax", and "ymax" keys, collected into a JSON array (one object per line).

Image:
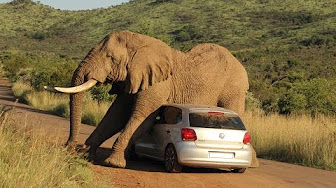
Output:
[
  {"xmin": 243, "ymin": 132, "xmax": 251, "ymax": 144},
  {"xmin": 181, "ymin": 128, "xmax": 197, "ymax": 141}
]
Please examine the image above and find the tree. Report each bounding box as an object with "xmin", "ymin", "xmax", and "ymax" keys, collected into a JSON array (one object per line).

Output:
[
  {"xmin": 278, "ymin": 79, "xmax": 336, "ymax": 116},
  {"xmin": 10, "ymin": 0, "xmax": 33, "ymax": 5}
]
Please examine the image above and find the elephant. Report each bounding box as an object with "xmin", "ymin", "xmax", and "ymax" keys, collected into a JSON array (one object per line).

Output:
[{"xmin": 45, "ymin": 30, "xmax": 259, "ymax": 168}]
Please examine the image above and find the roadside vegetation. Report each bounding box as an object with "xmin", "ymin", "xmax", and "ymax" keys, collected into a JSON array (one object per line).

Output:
[
  {"xmin": 0, "ymin": 0, "xmax": 335, "ymax": 171},
  {"xmin": 244, "ymin": 111, "xmax": 336, "ymax": 171},
  {"xmin": 0, "ymin": 106, "xmax": 104, "ymax": 188},
  {"xmin": 11, "ymin": 82, "xmax": 111, "ymax": 126}
]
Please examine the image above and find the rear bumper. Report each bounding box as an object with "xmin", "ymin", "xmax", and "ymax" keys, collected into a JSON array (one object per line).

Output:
[{"xmin": 175, "ymin": 142, "xmax": 252, "ymax": 169}]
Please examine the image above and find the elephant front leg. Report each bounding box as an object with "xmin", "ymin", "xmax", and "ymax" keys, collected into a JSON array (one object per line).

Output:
[
  {"xmin": 103, "ymin": 87, "xmax": 169, "ymax": 168},
  {"xmin": 83, "ymin": 94, "xmax": 133, "ymax": 160},
  {"xmin": 104, "ymin": 104, "xmax": 163, "ymax": 168},
  {"xmin": 103, "ymin": 117, "xmax": 145, "ymax": 168}
]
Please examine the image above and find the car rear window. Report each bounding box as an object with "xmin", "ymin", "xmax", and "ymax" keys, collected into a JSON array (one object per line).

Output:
[{"xmin": 189, "ymin": 112, "xmax": 246, "ymax": 130}]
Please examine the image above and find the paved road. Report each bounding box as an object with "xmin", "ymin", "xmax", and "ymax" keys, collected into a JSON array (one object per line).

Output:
[{"xmin": 1, "ymin": 76, "xmax": 335, "ymax": 188}]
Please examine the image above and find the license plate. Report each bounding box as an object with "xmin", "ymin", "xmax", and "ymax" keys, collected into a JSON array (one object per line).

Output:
[{"xmin": 209, "ymin": 152, "xmax": 234, "ymax": 159}]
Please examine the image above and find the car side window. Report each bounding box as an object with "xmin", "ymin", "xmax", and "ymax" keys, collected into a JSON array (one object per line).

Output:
[{"xmin": 155, "ymin": 106, "xmax": 182, "ymax": 124}]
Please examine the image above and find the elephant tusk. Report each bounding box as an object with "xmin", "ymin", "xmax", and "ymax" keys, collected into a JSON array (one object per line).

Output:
[{"xmin": 44, "ymin": 79, "xmax": 98, "ymax": 94}]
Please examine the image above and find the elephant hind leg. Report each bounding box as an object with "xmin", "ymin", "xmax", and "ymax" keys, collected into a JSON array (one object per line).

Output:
[
  {"xmin": 217, "ymin": 90, "xmax": 245, "ymax": 116},
  {"xmin": 217, "ymin": 91, "xmax": 259, "ymax": 168},
  {"xmin": 250, "ymin": 147, "xmax": 259, "ymax": 168}
]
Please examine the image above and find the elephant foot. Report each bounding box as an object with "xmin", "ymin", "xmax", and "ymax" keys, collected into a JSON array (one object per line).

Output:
[
  {"xmin": 84, "ymin": 153, "xmax": 96, "ymax": 162},
  {"xmin": 75, "ymin": 144, "xmax": 98, "ymax": 162},
  {"xmin": 250, "ymin": 157, "xmax": 260, "ymax": 168},
  {"xmin": 102, "ymin": 154, "xmax": 126, "ymax": 168},
  {"xmin": 65, "ymin": 140, "xmax": 77, "ymax": 152},
  {"xmin": 249, "ymin": 146, "xmax": 259, "ymax": 168},
  {"xmin": 75, "ymin": 144, "xmax": 90, "ymax": 153}
]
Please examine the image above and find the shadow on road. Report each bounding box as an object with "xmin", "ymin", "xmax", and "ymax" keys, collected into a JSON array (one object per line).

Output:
[{"xmin": 93, "ymin": 147, "xmax": 230, "ymax": 173}]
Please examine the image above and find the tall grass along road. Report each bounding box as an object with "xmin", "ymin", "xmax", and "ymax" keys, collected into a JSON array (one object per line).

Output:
[{"xmin": 244, "ymin": 111, "xmax": 336, "ymax": 171}]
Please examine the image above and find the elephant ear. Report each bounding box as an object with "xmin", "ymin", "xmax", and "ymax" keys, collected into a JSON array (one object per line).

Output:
[{"xmin": 125, "ymin": 46, "xmax": 173, "ymax": 94}]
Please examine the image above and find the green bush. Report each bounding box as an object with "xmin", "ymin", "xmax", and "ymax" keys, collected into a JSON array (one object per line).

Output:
[
  {"xmin": 32, "ymin": 31, "xmax": 51, "ymax": 40},
  {"xmin": 252, "ymin": 10, "xmax": 316, "ymax": 26},
  {"xmin": 1, "ymin": 53, "xmax": 77, "ymax": 91},
  {"xmin": 129, "ymin": 17, "xmax": 172, "ymax": 45},
  {"xmin": 262, "ymin": 97, "xmax": 279, "ymax": 114},
  {"xmin": 278, "ymin": 79, "xmax": 336, "ymax": 116},
  {"xmin": 245, "ymin": 92, "xmax": 262, "ymax": 112},
  {"xmin": 90, "ymin": 85, "xmax": 116, "ymax": 102},
  {"xmin": 173, "ymin": 25, "xmax": 203, "ymax": 42},
  {"xmin": 175, "ymin": 30, "xmax": 191, "ymax": 42},
  {"xmin": 1, "ymin": 54, "xmax": 31, "ymax": 80},
  {"xmin": 278, "ymin": 92, "xmax": 307, "ymax": 115},
  {"xmin": 301, "ymin": 34, "xmax": 335, "ymax": 46},
  {"xmin": 154, "ymin": 0, "xmax": 181, "ymax": 3},
  {"xmin": 9, "ymin": 0, "xmax": 33, "ymax": 5}
]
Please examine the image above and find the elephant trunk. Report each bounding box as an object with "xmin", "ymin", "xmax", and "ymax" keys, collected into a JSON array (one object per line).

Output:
[{"xmin": 67, "ymin": 66, "xmax": 87, "ymax": 149}]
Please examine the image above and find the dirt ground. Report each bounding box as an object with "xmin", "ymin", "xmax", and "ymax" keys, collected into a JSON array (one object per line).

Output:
[{"xmin": 1, "ymin": 76, "xmax": 335, "ymax": 188}]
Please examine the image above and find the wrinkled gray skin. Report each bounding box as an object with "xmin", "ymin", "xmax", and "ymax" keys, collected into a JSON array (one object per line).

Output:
[{"xmin": 66, "ymin": 30, "xmax": 258, "ymax": 168}]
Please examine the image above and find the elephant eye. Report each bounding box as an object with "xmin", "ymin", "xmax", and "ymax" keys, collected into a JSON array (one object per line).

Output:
[{"xmin": 107, "ymin": 53, "xmax": 116, "ymax": 63}]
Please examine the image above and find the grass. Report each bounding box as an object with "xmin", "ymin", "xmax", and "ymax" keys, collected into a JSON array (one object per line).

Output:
[
  {"xmin": 243, "ymin": 111, "xmax": 336, "ymax": 171},
  {"xmin": 0, "ymin": 105, "xmax": 104, "ymax": 188},
  {"xmin": 11, "ymin": 82, "xmax": 111, "ymax": 126},
  {"xmin": 82, "ymin": 101, "xmax": 111, "ymax": 126}
]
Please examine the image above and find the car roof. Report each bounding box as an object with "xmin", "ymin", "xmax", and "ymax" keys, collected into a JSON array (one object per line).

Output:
[{"xmin": 162, "ymin": 103, "xmax": 238, "ymax": 115}]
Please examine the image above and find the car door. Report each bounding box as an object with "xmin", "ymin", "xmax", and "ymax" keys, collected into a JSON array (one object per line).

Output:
[{"xmin": 151, "ymin": 106, "xmax": 183, "ymax": 160}]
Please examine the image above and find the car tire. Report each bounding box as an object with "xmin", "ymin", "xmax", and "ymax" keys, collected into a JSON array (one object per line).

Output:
[
  {"xmin": 231, "ymin": 168, "xmax": 246, "ymax": 173},
  {"xmin": 165, "ymin": 144, "xmax": 182, "ymax": 173}
]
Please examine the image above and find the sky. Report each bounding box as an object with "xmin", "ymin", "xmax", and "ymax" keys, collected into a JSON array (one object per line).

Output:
[{"xmin": 0, "ymin": 0, "xmax": 130, "ymax": 10}]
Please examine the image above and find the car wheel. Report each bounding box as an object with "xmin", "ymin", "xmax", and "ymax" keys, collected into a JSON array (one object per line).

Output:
[
  {"xmin": 165, "ymin": 144, "xmax": 182, "ymax": 173},
  {"xmin": 231, "ymin": 168, "xmax": 246, "ymax": 173}
]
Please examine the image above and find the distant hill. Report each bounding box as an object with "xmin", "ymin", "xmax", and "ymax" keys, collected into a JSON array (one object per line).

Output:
[{"xmin": 1, "ymin": 0, "xmax": 335, "ymax": 114}]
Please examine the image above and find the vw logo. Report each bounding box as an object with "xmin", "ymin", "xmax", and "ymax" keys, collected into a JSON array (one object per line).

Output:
[{"xmin": 219, "ymin": 133, "xmax": 225, "ymax": 139}]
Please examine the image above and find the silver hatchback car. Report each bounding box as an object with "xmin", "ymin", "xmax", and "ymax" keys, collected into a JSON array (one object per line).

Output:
[{"xmin": 134, "ymin": 104, "xmax": 252, "ymax": 173}]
